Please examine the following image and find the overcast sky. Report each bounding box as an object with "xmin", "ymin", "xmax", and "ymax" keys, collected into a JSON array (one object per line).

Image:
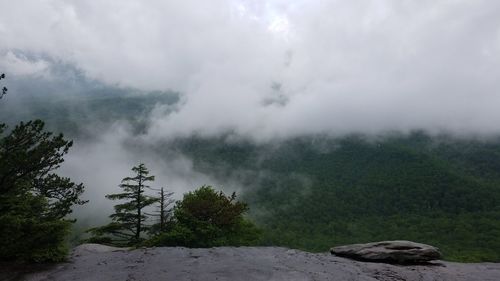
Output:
[{"xmin": 1, "ymin": 0, "xmax": 500, "ymax": 140}]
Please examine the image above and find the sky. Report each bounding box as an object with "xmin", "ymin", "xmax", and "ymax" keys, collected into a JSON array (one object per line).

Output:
[
  {"xmin": 1, "ymin": 1, "xmax": 500, "ymax": 217},
  {"xmin": 1, "ymin": 0, "xmax": 500, "ymax": 140}
]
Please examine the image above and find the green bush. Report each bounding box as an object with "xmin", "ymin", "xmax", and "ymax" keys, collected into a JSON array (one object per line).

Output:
[
  {"xmin": 147, "ymin": 186, "xmax": 261, "ymax": 248},
  {"xmin": 0, "ymin": 214, "xmax": 71, "ymax": 262},
  {"xmin": 144, "ymin": 225, "xmax": 194, "ymax": 247}
]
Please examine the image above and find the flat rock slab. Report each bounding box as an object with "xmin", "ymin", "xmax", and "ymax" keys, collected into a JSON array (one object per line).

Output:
[
  {"xmin": 331, "ymin": 240, "xmax": 442, "ymax": 264},
  {"xmin": 15, "ymin": 245, "xmax": 500, "ymax": 281}
]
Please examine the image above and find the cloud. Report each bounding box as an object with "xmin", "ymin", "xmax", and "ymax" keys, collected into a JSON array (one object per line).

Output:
[
  {"xmin": 58, "ymin": 123, "xmax": 231, "ymax": 220},
  {"xmin": 1, "ymin": 0, "xmax": 500, "ymax": 140},
  {"xmin": 0, "ymin": 51, "xmax": 50, "ymax": 77},
  {"xmin": 3, "ymin": 0, "xmax": 500, "ymax": 221}
]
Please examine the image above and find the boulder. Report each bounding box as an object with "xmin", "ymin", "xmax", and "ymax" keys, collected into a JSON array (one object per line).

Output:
[{"xmin": 330, "ymin": 240, "xmax": 442, "ymax": 264}]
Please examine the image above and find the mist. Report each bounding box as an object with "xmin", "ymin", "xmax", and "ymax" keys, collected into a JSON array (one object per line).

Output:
[
  {"xmin": 2, "ymin": 1, "xmax": 500, "ymax": 222},
  {"xmin": 2, "ymin": 1, "xmax": 500, "ymax": 140}
]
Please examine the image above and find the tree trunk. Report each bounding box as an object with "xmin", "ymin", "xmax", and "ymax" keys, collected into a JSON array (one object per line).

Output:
[
  {"xmin": 160, "ymin": 188, "xmax": 165, "ymax": 232},
  {"xmin": 136, "ymin": 175, "xmax": 142, "ymax": 243}
]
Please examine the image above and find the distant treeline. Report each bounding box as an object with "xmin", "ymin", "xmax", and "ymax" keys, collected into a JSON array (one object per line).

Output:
[{"xmin": 173, "ymin": 133, "xmax": 500, "ymax": 262}]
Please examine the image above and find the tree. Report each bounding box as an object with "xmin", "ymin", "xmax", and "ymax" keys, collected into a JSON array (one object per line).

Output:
[
  {"xmin": 148, "ymin": 186, "xmax": 261, "ymax": 247},
  {"xmin": 148, "ymin": 187, "xmax": 174, "ymax": 235},
  {"xmin": 88, "ymin": 163, "xmax": 158, "ymax": 246},
  {"xmin": 0, "ymin": 120, "xmax": 87, "ymax": 262}
]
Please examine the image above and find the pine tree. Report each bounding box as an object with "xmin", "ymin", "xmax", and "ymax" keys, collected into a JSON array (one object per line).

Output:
[
  {"xmin": 1, "ymin": 74, "xmax": 87, "ymax": 261},
  {"xmin": 0, "ymin": 121, "xmax": 87, "ymax": 262},
  {"xmin": 88, "ymin": 163, "xmax": 158, "ymax": 246}
]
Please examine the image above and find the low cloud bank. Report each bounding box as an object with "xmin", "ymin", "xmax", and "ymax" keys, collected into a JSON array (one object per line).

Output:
[{"xmin": 1, "ymin": 1, "xmax": 500, "ymax": 140}]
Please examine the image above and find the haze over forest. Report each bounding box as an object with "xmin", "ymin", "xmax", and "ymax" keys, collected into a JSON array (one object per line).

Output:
[{"xmin": 1, "ymin": 0, "xmax": 500, "ymax": 262}]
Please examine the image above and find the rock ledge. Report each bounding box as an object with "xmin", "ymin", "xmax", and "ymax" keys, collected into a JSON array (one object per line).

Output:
[{"xmin": 15, "ymin": 245, "xmax": 500, "ymax": 281}]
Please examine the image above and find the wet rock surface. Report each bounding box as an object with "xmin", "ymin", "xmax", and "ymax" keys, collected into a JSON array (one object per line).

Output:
[
  {"xmin": 14, "ymin": 244, "xmax": 500, "ymax": 281},
  {"xmin": 330, "ymin": 240, "xmax": 442, "ymax": 264}
]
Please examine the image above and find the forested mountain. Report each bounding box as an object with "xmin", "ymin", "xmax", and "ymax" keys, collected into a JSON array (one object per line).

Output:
[
  {"xmin": 0, "ymin": 82, "xmax": 178, "ymax": 137},
  {"xmin": 2, "ymin": 94, "xmax": 499, "ymax": 262},
  {"xmin": 169, "ymin": 134, "xmax": 500, "ymax": 262}
]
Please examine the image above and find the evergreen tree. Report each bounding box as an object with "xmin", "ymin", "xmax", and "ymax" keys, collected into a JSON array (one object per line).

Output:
[
  {"xmin": 0, "ymin": 121, "xmax": 86, "ymax": 261},
  {"xmin": 0, "ymin": 74, "xmax": 86, "ymax": 262},
  {"xmin": 88, "ymin": 163, "xmax": 158, "ymax": 246}
]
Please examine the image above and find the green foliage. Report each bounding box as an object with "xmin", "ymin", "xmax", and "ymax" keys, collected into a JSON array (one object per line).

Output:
[
  {"xmin": 3, "ymin": 83, "xmax": 500, "ymax": 262},
  {"xmin": 257, "ymin": 213, "xmax": 500, "ymax": 262},
  {"xmin": 0, "ymin": 119, "xmax": 86, "ymax": 262},
  {"xmin": 148, "ymin": 186, "xmax": 260, "ymax": 248},
  {"xmin": 0, "ymin": 214, "xmax": 71, "ymax": 262},
  {"xmin": 87, "ymin": 163, "xmax": 158, "ymax": 246},
  {"xmin": 0, "ymin": 89, "xmax": 178, "ymax": 137},
  {"xmin": 173, "ymin": 134, "xmax": 500, "ymax": 262},
  {"xmin": 144, "ymin": 224, "xmax": 194, "ymax": 247}
]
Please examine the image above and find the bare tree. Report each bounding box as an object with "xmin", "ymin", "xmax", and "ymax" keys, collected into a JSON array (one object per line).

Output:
[{"xmin": 148, "ymin": 187, "xmax": 174, "ymax": 234}]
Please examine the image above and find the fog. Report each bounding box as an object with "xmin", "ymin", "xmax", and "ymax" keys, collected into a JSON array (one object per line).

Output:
[
  {"xmin": 57, "ymin": 124, "xmax": 224, "ymax": 219},
  {"xmin": 2, "ymin": 0, "xmax": 500, "ymax": 139},
  {"xmin": 1, "ymin": 1, "xmax": 500, "ymax": 222}
]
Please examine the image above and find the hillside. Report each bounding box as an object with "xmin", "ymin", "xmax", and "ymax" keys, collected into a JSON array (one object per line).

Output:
[
  {"xmin": 0, "ymin": 86, "xmax": 178, "ymax": 137},
  {"xmin": 2, "ymin": 94, "xmax": 500, "ymax": 262},
  {"xmin": 171, "ymin": 134, "xmax": 500, "ymax": 262}
]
